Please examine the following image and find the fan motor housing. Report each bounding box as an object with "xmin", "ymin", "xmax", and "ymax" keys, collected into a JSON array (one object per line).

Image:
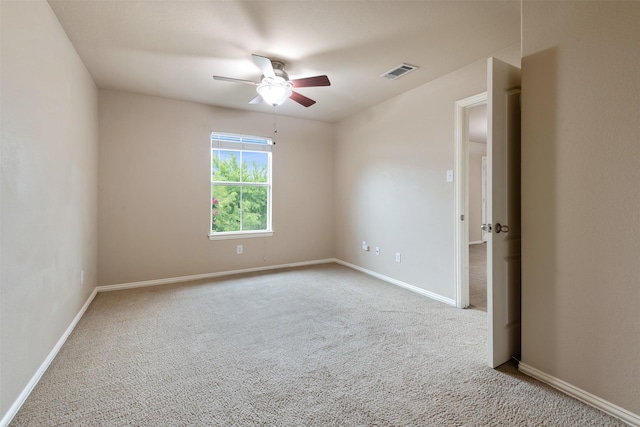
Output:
[{"xmin": 270, "ymin": 60, "xmax": 290, "ymax": 81}]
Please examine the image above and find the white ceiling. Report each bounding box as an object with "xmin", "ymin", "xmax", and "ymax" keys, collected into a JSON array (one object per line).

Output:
[{"xmin": 47, "ymin": 0, "xmax": 521, "ymax": 123}]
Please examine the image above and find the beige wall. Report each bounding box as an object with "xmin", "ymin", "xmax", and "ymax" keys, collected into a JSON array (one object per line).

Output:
[
  {"xmin": 98, "ymin": 91, "xmax": 334, "ymax": 286},
  {"xmin": 0, "ymin": 0, "xmax": 98, "ymax": 418},
  {"xmin": 333, "ymin": 44, "xmax": 518, "ymax": 301},
  {"xmin": 334, "ymin": 59, "xmax": 488, "ymax": 301},
  {"xmin": 468, "ymin": 142, "xmax": 486, "ymax": 244},
  {"xmin": 522, "ymin": 1, "xmax": 640, "ymax": 415}
]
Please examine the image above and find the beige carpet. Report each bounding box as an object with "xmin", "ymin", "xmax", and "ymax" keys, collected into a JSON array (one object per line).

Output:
[
  {"xmin": 11, "ymin": 264, "xmax": 624, "ymax": 426},
  {"xmin": 469, "ymin": 243, "xmax": 487, "ymax": 311}
]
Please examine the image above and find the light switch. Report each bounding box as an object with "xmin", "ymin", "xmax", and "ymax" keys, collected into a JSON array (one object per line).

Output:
[{"xmin": 446, "ymin": 170, "xmax": 454, "ymax": 182}]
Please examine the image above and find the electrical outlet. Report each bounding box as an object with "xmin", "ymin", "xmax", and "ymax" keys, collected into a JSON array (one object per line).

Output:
[
  {"xmin": 362, "ymin": 241, "xmax": 370, "ymax": 251},
  {"xmin": 80, "ymin": 270, "xmax": 84, "ymax": 286},
  {"xmin": 375, "ymin": 247, "xmax": 380, "ymax": 255},
  {"xmin": 236, "ymin": 245, "xmax": 243, "ymax": 255},
  {"xmin": 395, "ymin": 252, "xmax": 401, "ymax": 263}
]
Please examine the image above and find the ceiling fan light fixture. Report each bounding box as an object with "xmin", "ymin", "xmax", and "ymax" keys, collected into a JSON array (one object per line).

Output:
[
  {"xmin": 214, "ymin": 54, "xmax": 328, "ymax": 108},
  {"xmin": 257, "ymin": 76, "xmax": 293, "ymax": 106}
]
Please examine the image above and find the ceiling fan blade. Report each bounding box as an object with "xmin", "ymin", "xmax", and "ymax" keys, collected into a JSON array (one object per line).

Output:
[
  {"xmin": 213, "ymin": 76, "xmax": 258, "ymax": 85},
  {"xmin": 252, "ymin": 54, "xmax": 275, "ymax": 78},
  {"xmin": 249, "ymin": 95, "xmax": 262, "ymax": 105},
  {"xmin": 290, "ymin": 75, "xmax": 331, "ymax": 88},
  {"xmin": 290, "ymin": 91, "xmax": 316, "ymax": 107}
]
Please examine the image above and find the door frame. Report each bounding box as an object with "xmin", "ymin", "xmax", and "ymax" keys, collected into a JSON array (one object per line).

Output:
[{"xmin": 454, "ymin": 92, "xmax": 487, "ymax": 309}]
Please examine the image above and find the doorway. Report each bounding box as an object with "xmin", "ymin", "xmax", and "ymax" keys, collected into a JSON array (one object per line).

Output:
[
  {"xmin": 467, "ymin": 104, "xmax": 488, "ymax": 310},
  {"xmin": 454, "ymin": 92, "xmax": 487, "ymax": 309}
]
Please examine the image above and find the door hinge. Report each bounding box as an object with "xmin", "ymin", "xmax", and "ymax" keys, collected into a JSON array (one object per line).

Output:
[{"xmin": 461, "ymin": 215, "xmax": 465, "ymax": 221}]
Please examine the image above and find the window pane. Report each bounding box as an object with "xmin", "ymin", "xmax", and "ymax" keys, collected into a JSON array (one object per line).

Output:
[
  {"xmin": 210, "ymin": 132, "xmax": 272, "ymax": 236},
  {"xmin": 212, "ymin": 185, "xmax": 241, "ymax": 232},
  {"xmin": 212, "ymin": 150, "xmax": 241, "ymax": 182},
  {"xmin": 241, "ymin": 186, "xmax": 268, "ymax": 231},
  {"xmin": 242, "ymin": 151, "xmax": 269, "ymax": 183}
]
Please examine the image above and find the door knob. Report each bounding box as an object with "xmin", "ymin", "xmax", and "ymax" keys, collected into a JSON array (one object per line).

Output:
[
  {"xmin": 495, "ymin": 223, "xmax": 509, "ymax": 233},
  {"xmin": 481, "ymin": 223, "xmax": 492, "ymax": 233}
]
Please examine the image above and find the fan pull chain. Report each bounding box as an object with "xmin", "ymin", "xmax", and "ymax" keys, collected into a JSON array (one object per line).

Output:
[{"xmin": 272, "ymin": 105, "xmax": 278, "ymax": 145}]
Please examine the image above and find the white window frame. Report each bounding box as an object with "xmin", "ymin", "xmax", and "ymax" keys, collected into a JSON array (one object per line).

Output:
[{"xmin": 209, "ymin": 132, "xmax": 273, "ymax": 240}]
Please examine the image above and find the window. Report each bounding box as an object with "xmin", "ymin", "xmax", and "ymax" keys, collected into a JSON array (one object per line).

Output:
[{"xmin": 210, "ymin": 132, "xmax": 272, "ymax": 239}]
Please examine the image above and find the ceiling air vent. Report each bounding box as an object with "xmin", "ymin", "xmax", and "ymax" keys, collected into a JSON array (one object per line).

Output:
[{"xmin": 380, "ymin": 63, "xmax": 418, "ymax": 80}]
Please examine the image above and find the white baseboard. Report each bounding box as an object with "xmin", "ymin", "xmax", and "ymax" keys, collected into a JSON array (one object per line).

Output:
[
  {"xmin": 97, "ymin": 258, "xmax": 336, "ymax": 292},
  {"xmin": 519, "ymin": 362, "xmax": 640, "ymax": 426},
  {"xmin": 98, "ymin": 259, "xmax": 456, "ymax": 309},
  {"xmin": 469, "ymin": 241, "xmax": 486, "ymax": 245},
  {"xmin": 334, "ymin": 259, "xmax": 456, "ymax": 306},
  {"xmin": 1, "ymin": 288, "xmax": 98, "ymax": 427}
]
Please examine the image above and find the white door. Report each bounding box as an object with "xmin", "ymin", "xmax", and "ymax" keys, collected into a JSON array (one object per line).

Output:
[{"xmin": 487, "ymin": 57, "xmax": 521, "ymax": 368}]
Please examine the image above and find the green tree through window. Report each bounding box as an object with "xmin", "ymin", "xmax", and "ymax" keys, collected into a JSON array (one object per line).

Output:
[{"xmin": 210, "ymin": 133, "xmax": 272, "ymax": 236}]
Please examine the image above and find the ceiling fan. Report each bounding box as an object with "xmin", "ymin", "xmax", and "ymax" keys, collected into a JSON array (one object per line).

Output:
[{"xmin": 213, "ymin": 54, "xmax": 330, "ymax": 107}]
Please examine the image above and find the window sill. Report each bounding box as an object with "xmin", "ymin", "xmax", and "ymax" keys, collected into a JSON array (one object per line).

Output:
[{"xmin": 208, "ymin": 231, "xmax": 273, "ymax": 241}]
